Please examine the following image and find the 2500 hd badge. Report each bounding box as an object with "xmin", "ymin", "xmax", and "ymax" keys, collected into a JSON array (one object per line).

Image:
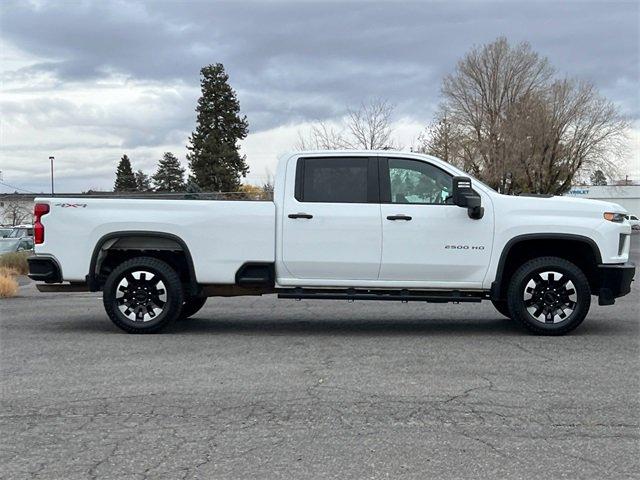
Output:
[{"xmin": 445, "ymin": 244, "xmax": 485, "ymax": 250}]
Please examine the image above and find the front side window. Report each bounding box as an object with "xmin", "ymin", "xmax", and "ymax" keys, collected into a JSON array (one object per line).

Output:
[
  {"xmin": 298, "ymin": 157, "xmax": 369, "ymax": 203},
  {"xmin": 388, "ymin": 158, "xmax": 453, "ymax": 204}
]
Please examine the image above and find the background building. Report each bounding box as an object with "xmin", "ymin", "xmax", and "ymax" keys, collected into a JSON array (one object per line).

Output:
[{"xmin": 565, "ymin": 185, "xmax": 640, "ymax": 214}]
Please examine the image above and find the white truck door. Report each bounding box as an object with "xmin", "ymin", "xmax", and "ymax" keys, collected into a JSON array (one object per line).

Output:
[
  {"xmin": 281, "ymin": 156, "xmax": 382, "ymax": 281},
  {"xmin": 378, "ymin": 157, "xmax": 494, "ymax": 287}
]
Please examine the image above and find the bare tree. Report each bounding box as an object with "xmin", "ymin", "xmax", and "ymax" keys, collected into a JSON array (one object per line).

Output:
[
  {"xmin": 343, "ymin": 99, "xmax": 396, "ymax": 150},
  {"xmin": 434, "ymin": 37, "xmax": 627, "ymax": 194},
  {"xmin": 417, "ymin": 109, "xmax": 473, "ymax": 171},
  {"xmin": 296, "ymin": 122, "xmax": 346, "ymax": 150},
  {"xmin": 296, "ymin": 99, "xmax": 397, "ymax": 151},
  {"xmin": 501, "ymin": 79, "xmax": 627, "ymax": 194},
  {"xmin": 1, "ymin": 200, "xmax": 32, "ymax": 226}
]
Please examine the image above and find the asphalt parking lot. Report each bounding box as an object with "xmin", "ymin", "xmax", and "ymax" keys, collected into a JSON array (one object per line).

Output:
[{"xmin": 1, "ymin": 236, "xmax": 639, "ymax": 479}]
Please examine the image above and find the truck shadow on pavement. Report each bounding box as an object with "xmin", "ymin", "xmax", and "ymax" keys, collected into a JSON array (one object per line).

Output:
[
  {"xmin": 39, "ymin": 313, "xmax": 631, "ymax": 337},
  {"xmin": 165, "ymin": 317, "xmax": 525, "ymax": 336},
  {"xmin": 161, "ymin": 316, "xmax": 629, "ymax": 336},
  {"xmin": 41, "ymin": 315, "xmax": 530, "ymax": 336}
]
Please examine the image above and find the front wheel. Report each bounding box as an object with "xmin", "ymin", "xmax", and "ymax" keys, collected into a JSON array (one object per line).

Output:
[
  {"xmin": 103, "ymin": 257, "xmax": 184, "ymax": 334},
  {"xmin": 507, "ymin": 257, "xmax": 591, "ymax": 336}
]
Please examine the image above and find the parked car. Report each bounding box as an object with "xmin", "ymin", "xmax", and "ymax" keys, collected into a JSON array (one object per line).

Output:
[
  {"xmin": 28, "ymin": 151, "xmax": 635, "ymax": 336},
  {"xmin": 624, "ymin": 214, "xmax": 639, "ymax": 230},
  {"xmin": 7, "ymin": 225, "xmax": 34, "ymax": 239},
  {"xmin": 0, "ymin": 227, "xmax": 13, "ymax": 238},
  {"xmin": 0, "ymin": 236, "xmax": 34, "ymax": 254}
]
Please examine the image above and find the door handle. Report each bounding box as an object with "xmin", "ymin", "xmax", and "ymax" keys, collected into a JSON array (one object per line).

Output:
[
  {"xmin": 386, "ymin": 214, "xmax": 412, "ymax": 221},
  {"xmin": 288, "ymin": 213, "xmax": 313, "ymax": 219}
]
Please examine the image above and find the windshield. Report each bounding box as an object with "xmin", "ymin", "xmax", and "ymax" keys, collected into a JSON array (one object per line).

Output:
[
  {"xmin": 0, "ymin": 229, "xmax": 12, "ymax": 238},
  {"xmin": 0, "ymin": 240, "xmax": 19, "ymax": 253}
]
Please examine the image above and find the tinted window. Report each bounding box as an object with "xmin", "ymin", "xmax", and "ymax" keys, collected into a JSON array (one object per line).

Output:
[
  {"xmin": 300, "ymin": 158, "xmax": 369, "ymax": 203},
  {"xmin": 388, "ymin": 158, "xmax": 453, "ymax": 204}
]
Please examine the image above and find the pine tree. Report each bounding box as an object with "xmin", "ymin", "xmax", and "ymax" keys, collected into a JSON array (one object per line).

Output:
[
  {"xmin": 152, "ymin": 152, "xmax": 186, "ymax": 192},
  {"xmin": 187, "ymin": 63, "xmax": 249, "ymax": 192},
  {"xmin": 590, "ymin": 170, "xmax": 607, "ymax": 186},
  {"xmin": 114, "ymin": 154, "xmax": 137, "ymax": 192},
  {"xmin": 135, "ymin": 170, "xmax": 152, "ymax": 192},
  {"xmin": 185, "ymin": 178, "xmax": 201, "ymax": 193},
  {"xmin": 184, "ymin": 178, "xmax": 202, "ymax": 200}
]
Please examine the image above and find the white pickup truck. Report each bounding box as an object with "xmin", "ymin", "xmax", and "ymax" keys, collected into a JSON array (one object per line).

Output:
[{"xmin": 28, "ymin": 151, "xmax": 635, "ymax": 335}]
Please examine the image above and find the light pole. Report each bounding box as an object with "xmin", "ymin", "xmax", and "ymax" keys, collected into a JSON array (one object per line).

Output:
[{"xmin": 49, "ymin": 156, "xmax": 55, "ymax": 195}]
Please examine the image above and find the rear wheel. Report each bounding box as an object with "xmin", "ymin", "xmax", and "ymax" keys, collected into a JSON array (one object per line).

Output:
[
  {"xmin": 491, "ymin": 300, "xmax": 511, "ymax": 319},
  {"xmin": 103, "ymin": 257, "xmax": 184, "ymax": 334},
  {"xmin": 181, "ymin": 297, "xmax": 207, "ymax": 319},
  {"xmin": 507, "ymin": 256, "xmax": 591, "ymax": 335}
]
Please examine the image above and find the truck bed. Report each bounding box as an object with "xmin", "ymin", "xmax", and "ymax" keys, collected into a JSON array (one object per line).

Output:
[{"xmin": 36, "ymin": 197, "xmax": 276, "ymax": 284}]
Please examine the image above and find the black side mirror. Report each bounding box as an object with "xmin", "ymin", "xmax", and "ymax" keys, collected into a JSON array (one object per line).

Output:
[{"xmin": 452, "ymin": 176, "xmax": 484, "ymax": 220}]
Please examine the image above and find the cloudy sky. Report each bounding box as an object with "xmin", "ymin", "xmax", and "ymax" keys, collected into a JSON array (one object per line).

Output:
[{"xmin": 1, "ymin": 0, "xmax": 638, "ymax": 193}]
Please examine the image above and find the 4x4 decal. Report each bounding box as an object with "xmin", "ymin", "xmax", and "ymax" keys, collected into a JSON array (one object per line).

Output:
[{"xmin": 54, "ymin": 203, "xmax": 87, "ymax": 208}]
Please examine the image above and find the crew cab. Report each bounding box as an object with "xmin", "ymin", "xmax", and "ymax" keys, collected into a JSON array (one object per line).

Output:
[{"xmin": 28, "ymin": 151, "xmax": 635, "ymax": 335}]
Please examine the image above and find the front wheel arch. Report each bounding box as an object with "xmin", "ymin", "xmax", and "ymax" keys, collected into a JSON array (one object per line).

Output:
[{"xmin": 492, "ymin": 234, "xmax": 602, "ymax": 301}]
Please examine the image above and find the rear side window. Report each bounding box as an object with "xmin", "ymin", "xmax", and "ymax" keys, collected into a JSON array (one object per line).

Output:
[{"xmin": 296, "ymin": 157, "xmax": 372, "ymax": 203}]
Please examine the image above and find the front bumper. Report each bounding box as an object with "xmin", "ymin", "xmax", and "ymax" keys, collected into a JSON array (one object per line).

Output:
[
  {"xmin": 27, "ymin": 256, "xmax": 62, "ymax": 283},
  {"xmin": 598, "ymin": 262, "xmax": 635, "ymax": 306}
]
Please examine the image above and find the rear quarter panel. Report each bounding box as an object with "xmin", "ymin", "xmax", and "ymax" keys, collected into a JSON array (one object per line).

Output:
[{"xmin": 35, "ymin": 198, "xmax": 276, "ymax": 283}]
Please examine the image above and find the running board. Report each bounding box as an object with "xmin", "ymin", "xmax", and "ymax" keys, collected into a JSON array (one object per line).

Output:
[
  {"xmin": 277, "ymin": 288, "xmax": 488, "ymax": 303},
  {"xmin": 36, "ymin": 283, "xmax": 90, "ymax": 292}
]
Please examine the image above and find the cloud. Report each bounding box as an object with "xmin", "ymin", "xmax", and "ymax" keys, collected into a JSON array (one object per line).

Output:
[{"xmin": 0, "ymin": 0, "xmax": 638, "ymax": 192}]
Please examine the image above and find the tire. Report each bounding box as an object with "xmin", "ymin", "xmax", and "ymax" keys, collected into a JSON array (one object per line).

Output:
[
  {"xmin": 507, "ymin": 256, "xmax": 591, "ymax": 336},
  {"xmin": 103, "ymin": 256, "xmax": 184, "ymax": 334},
  {"xmin": 181, "ymin": 297, "xmax": 207, "ymax": 319},
  {"xmin": 491, "ymin": 300, "xmax": 511, "ymax": 319}
]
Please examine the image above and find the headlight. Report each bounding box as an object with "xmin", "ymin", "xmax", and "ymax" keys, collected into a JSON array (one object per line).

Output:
[{"xmin": 604, "ymin": 212, "xmax": 625, "ymax": 222}]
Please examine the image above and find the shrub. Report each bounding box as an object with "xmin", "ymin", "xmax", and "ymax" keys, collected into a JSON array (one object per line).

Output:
[
  {"xmin": 0, "ymin": 274, "xmax": 18, "ymax": 298},
  {"xmin": 0, "ymin": 252, "xmax": 30, "ymax": 275},
  {"xmin": 0, "ymin": 266, "xmax": 19, "ymax": 278}
]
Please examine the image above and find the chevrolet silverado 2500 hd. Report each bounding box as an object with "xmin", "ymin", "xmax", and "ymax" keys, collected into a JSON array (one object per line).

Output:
[{"xmin": 28, "ymin": 151, "xmax": 635, "ymax": 335}]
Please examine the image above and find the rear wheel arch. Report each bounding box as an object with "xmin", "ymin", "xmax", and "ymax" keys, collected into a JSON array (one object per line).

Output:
[
  {"xmin": 492, "ymin": 234, "xmax": 602, "ymax": 300},
  {"xmin": 88, "ymin": 231, "xmax": 198, "ymax": 295}
]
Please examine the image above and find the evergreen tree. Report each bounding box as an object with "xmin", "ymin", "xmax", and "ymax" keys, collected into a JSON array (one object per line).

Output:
[
  {"xmin": 135, "ymin": 170, "xmax": 152, "ymax": 192},
  {"xmin": 114, "ymin": 154, "xmax": 137, "ymax": 192},
  {"xmin": 590, "ymin": 170, "xmax": 607, "ymax": 186},
  {"xmin": 184, "ymin": 178, "xmax": 202, "ymax": 200},
  {"xmin": 185, "ymin": 178, "xmax": 201, "ymax": 194},
  {"xmin": 187, "ymin": 63, "xmax": 249, "ymax": 191},
  {"xmin": 152, "ymin": 152, "xmax": 186, "ymax": 192}
]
